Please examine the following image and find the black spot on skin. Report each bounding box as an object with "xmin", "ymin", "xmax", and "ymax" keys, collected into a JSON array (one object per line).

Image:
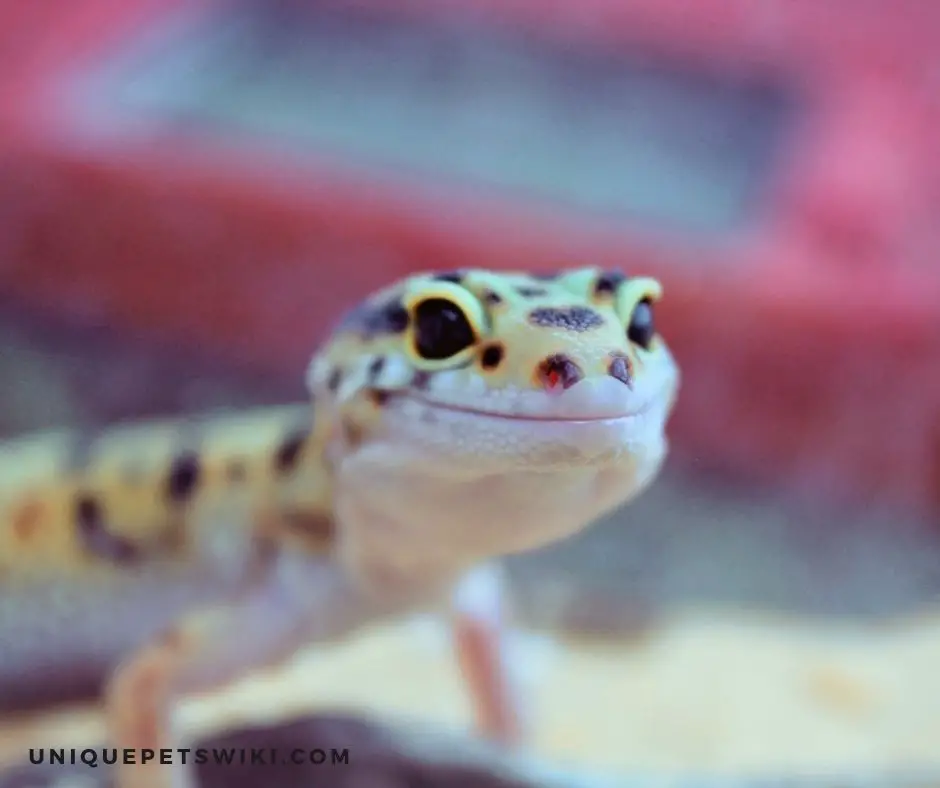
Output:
[
  {"xmin": 339, "ymin": 296, "xmax": 409, "ymax": 337},
  {"xmin": 75, "ymin": 494, "xmax": 100, "ymax": 530},
  {"xmin": 411, "ymin": 370, "xmax": 432, "ymax": 390},
  {"xmin": 367, "ymin": 356, "xmax": 385, "ymax": 382},
  {"xmin": 370, "ymin": 299, "xmax": 410, "ymax": 335},
  {"xmin": 274, "ymin": 430, "xmax": 307, "ymax": 474},
  {"xmin": 327, "ymin": 368, "xmax": 342, "ymax": 393},
  {"xmin": 433, "ymin": 270, "xmax": 465, "ymax": 284},
  {"xmin": 608, "ymin": 354, "xmax": 633, "ymax": 388},
  {"xmin": 166, "ymin": 452, "xmax": 200, "ymax": 503},
  {"xmin": 483, "ymin": 290, "xmax": 503, "ymax": 306},
  {"xmin": 75, "ymin": 493, "xmax": 141, "ymax": 565},
  {"xmin": 594, "ymin": 270, "xmax": 626, "ymax": 298},
  {"xmin": 537, "ymin": 354, "xmax": 583, "ymax": 390},
  {"xmin": 480, "ymin": 344, "xmax": 504, "ymax": 370},
  {"xmin": 516, "ymin": 286, "xmax": 548, "ymax": 297},
  {"xmin": 528, "ymin": 306, "xmax": 605, "ymax": 332}
]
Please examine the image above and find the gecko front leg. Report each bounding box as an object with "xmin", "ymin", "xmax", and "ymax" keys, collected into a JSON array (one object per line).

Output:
[
  {"xmin": 450, "ymin": 563, "xmax": 526, "ymax": 746},
  {"xmin": 105, "ymin": 549, "xmax": 417, "ymax": 788},
  {"xmin": 332, "ymin": 466, "xmax": 531, "ymax": 751}
]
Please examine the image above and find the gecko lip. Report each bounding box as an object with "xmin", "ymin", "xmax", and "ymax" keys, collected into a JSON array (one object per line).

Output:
[{"xmin": 398, "ymin": 391, "xmax": 657, "ymax": 424}]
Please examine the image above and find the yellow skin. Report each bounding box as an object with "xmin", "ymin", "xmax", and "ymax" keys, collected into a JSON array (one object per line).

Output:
[{"xmin": 0, "ymin": 266, "xmax": 679, "ymax": 788}]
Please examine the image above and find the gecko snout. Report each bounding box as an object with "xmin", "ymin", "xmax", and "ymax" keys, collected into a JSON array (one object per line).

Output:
[{"xmin": 535, "ymin": 351, "xmax": 635, "ymax": 394}]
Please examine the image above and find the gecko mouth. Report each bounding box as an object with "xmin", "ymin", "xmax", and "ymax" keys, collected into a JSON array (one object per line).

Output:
[{"xmin": 397, "ymin": 391, "xmax": 657, "ymax": 424}]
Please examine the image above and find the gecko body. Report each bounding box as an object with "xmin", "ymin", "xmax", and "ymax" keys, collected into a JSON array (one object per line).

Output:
[{"xmin": 0, "ymin": 267, "xmax": 679, "ymax": 788}]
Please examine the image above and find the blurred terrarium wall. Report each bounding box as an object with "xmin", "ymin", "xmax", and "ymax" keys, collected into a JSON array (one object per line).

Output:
[{"xmin": 1, "ymin": 0, "xmax": 939, "ymax": 780}]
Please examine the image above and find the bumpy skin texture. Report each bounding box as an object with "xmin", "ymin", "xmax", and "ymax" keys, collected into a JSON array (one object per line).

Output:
[{"xmin": 0, "ymin": 267, "xmax": 679, "ymax": 788}]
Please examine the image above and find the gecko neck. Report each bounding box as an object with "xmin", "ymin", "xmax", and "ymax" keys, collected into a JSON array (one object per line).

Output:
[{"xmin": 331, "ymin": 446, "xmax": 666, "ymax": 595}]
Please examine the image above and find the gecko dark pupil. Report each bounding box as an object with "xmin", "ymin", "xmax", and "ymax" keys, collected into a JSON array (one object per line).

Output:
[
  {"xmin": 413, "ymin": 298, "xmax": 476, "ymax": 360},
  {"xmin": 627, "ymin": 299, "xmax": 655, "ymax": 349}
]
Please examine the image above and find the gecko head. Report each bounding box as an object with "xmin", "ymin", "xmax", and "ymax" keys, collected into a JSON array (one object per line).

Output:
[
  {"xmin": 309, "ymin": 267, "xmax": 679, "ymax": 558},
  {"xmin": 312, "ymin": 266, "xmax": 680, "ymax": 470}
]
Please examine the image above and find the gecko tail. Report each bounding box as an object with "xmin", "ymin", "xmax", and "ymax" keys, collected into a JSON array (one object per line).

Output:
[{"xmin": 0, "ymin": 404, "xmax": 319, "ymax": 573}]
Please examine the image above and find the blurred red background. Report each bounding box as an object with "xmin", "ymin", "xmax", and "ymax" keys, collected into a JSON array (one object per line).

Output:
[{"xmin": 0, "ymin": 0, "xmax": 938, "ymax": 515}]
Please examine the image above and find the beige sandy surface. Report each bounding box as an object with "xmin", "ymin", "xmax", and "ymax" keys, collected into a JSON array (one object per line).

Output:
[{"xmin": 2, "ymin": 609, "xmax": 939, "ymax": 777}]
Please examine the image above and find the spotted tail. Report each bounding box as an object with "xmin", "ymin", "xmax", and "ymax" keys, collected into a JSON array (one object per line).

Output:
[{"xmin": 0, "ymin": 404, "xmax": 335, "ymax": 576}]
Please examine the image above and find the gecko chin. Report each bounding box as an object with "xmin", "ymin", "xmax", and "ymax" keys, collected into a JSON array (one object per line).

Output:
[
  {"xmin": 343, "ymin": 386, "xmax": 674, "ymax": 562},
  {"xmin": 339, "ymin": 373, "xmax": 677, "ymax": 563}
]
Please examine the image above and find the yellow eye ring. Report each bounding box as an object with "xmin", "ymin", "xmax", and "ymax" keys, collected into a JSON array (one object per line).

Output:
[{"xmin": 401, "ymin": 279, "xmax": 487, "ymax": 370}]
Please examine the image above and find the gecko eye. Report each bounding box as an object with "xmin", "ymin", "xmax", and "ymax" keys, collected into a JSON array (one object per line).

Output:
[
  {"xmin": 627, "ymin": 298, "xmax": 655, "ymax": 350},
  {"xmin": 413, "ymin": 298, "xmax": 477, "ymax": 360}
]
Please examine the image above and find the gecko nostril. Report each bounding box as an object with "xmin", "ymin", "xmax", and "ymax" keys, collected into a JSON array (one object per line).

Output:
[
  {"xmin": 536, "ymin": 354, "xmax": 583, "ymax": 392},
  {"xmin": 608, "ymin": 354, "xmax": 633, "ymax": 388}
]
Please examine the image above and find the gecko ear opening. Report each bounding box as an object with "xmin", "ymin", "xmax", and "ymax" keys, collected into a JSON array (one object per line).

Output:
[{"xmin": 401, "ymin": 278, "xmax": 487, "ymax": 370}]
